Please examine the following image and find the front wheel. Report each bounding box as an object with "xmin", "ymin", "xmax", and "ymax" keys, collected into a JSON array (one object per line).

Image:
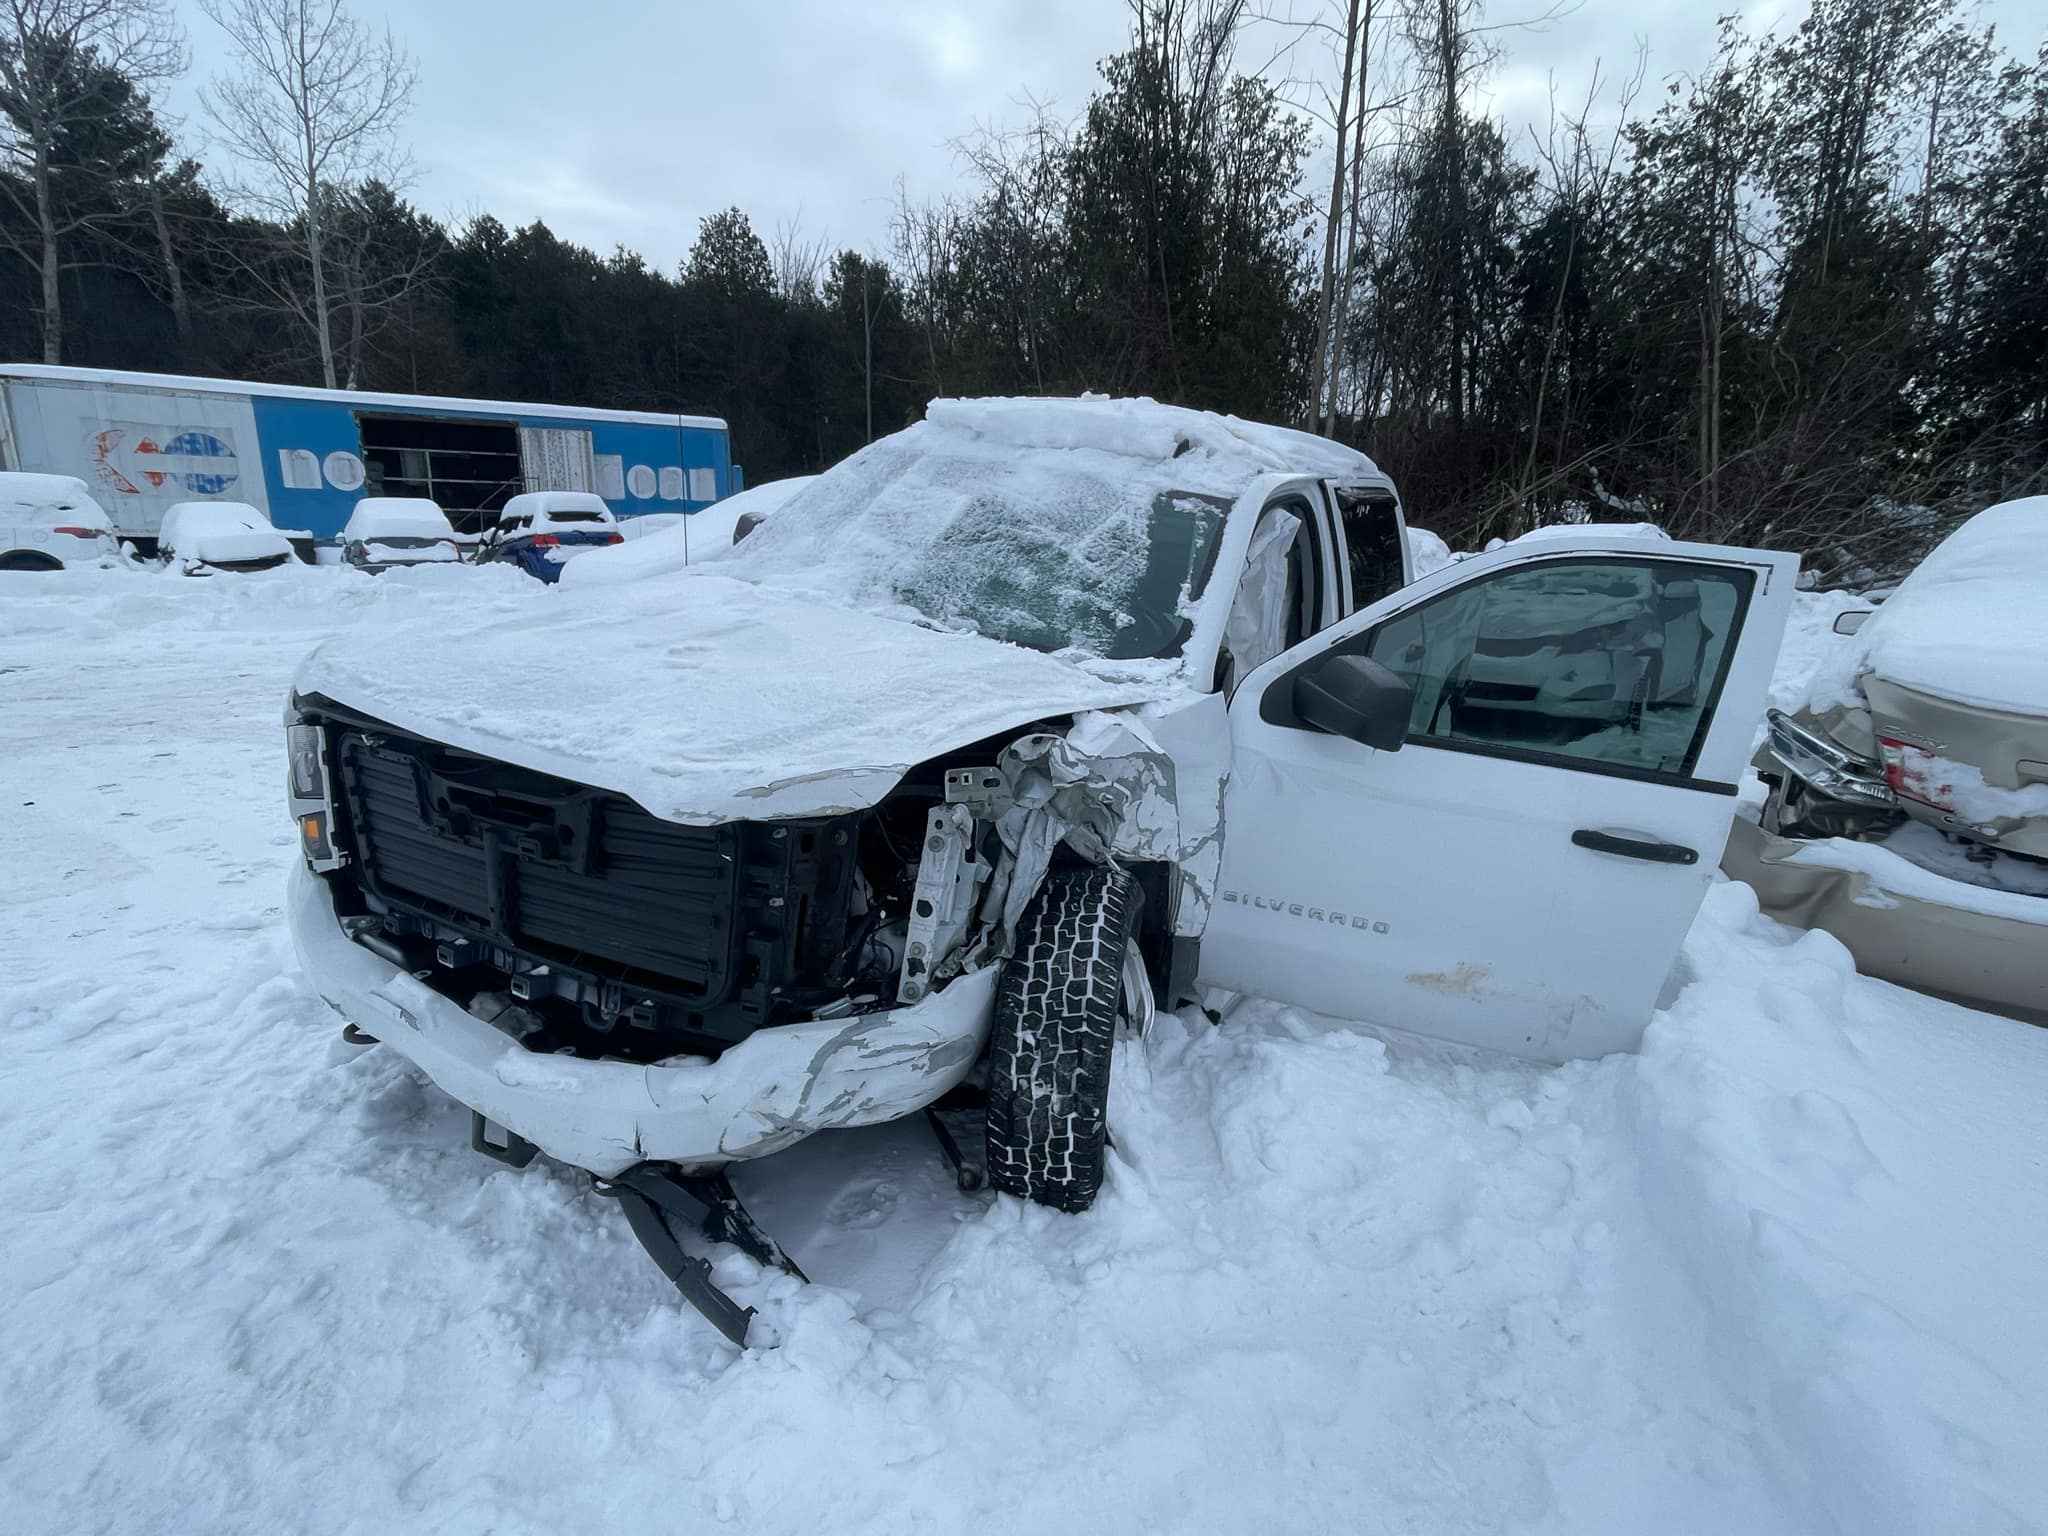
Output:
[{"xmin": 984, "ymin": 864, "xmax": 1137, "ymax": 1213}]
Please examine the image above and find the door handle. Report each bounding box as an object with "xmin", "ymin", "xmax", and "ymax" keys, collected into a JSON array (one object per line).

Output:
[{"xmin": 1571, "ymin": 829, "xmax": 1699, "ymax": 865}]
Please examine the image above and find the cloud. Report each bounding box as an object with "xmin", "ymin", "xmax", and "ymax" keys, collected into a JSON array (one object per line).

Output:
[{"xmin": 170, "ymin": 0, "xmax": 2044, "ymax": 269}]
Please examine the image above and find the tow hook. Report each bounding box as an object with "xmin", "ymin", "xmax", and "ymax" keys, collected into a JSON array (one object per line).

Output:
[{"xmin": 594, "ymin": 1164, "xmax": 809, "ymax": 1349}]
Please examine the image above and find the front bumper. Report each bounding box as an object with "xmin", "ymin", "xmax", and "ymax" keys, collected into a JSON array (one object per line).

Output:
[{"xmin": 288, "ymin": 862, "xmax": 997, "ymax": 1175}]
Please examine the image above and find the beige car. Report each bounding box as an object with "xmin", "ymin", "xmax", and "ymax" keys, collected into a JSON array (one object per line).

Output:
[{"xmin": 1729, "ymin": 497, "xmax": 2048, "ymax": 1021}]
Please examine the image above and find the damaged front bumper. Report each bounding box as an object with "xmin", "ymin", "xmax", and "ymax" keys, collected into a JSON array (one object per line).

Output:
[
  {"xmin": 289, "ymin": 862, "xmax": 998, "ymax": 1176},
  {"xmin": 1722, "ymin": 814, "xmax": 2048, "ymax": 1025}
]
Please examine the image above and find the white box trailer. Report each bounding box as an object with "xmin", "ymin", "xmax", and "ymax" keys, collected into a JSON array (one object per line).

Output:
[{"xmin": 0, "ymin": 365, "xmax": 735, "ymax": 551}]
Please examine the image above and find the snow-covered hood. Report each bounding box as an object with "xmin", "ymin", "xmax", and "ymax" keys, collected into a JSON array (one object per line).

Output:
[{"xmin": 292, "ymin": 574, "xmax": 1178, "ymax": 823}]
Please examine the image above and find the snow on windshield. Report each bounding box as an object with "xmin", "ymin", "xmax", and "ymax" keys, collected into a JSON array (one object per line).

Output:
[{"xmin": 722, "ymin": 398, "xmax": 1374, "ymax": 661}]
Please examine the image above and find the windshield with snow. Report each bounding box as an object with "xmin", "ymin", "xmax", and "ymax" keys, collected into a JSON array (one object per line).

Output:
[
  {"xmin": 892, "ymin": 487, "xmax": 1229, "ymax": 659},
  {"xmin": 725, "ymin": 421, "xmax": 1246, "ymax": 662}
]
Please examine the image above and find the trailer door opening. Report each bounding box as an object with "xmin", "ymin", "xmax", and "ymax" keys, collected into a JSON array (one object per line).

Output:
[{"xmin": 359, "ymin": 415, "xmax": 521, "ymax": 534}]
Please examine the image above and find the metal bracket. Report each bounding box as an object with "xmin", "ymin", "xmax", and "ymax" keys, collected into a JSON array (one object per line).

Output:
[
  {"xmin": 599, "ymin": 1164, "xmax": 808, "ymax": 1349},
  {"xmin": 899, "ymin": 803, "xmax": 990, "ymax": 1004},
  {"xmin": 470, "ymin": 1111, "xmax": 538, "ymax": 1168},
  {"xmin": 925, "ymin": 1104, "xmax": 986, "ymax": 1191},
  {"xmin": 943, "ymin": 765, "xmax": 1009, "ymax": 819}
]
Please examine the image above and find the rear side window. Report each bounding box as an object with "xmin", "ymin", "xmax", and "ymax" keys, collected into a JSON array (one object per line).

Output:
[
  {"xmin": 1333, "ymin": 487, "xmax": 1405, "ymax": 612},
  {"xmin": 1357, "ymin": 557, "xmax": 1752, "ymax": 781}
]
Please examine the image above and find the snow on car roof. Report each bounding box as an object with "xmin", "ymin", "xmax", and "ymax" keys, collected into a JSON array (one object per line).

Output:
[
  {"xmin": 160, "ymin": 500, "xmax": 273, "ymax": 537},
  {"xmin": 500, "ymin": 491, "xmax": 615, "ymax": 525},
  {"xmin": 344, "ymin": 498, "xmax": 452, "ymax": 540},
  {"xmin": 722, "ymin": 396, "xmax": 1384, "ymax": 659},
  {"xmin": 1510, "ymin": 520, "xmax": 1670, "ymax": 547},
  {"xmin": 921, "ymin": 395, "xmax": 1385, "ymax": 482},
  {"xmin": 1826, "ymin": 496, "xmax": 2048, "ymax": 717},
  {"xmin": 0, "ymin": 471, "xmax": 103, "ymax": 517}
]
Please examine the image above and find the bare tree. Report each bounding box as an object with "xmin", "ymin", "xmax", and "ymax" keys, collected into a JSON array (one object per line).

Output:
[
  {"xmin": 889, "ymin": 176, "xmax": 960, "ymax": 397},
  {"xmin": 0, "ymin": 0, "xmax": 184, "ymax": 362},
  {"xmin": 1517, "ymin": 53, "xmax": 1641, "ymax": 512},
  {"xmin": 770, "ymin": 211, "xmax": 828, "ymax": 305},
  {"xmin": 199, "ymin": 0, "xmax": 415, "ymax": 387}
]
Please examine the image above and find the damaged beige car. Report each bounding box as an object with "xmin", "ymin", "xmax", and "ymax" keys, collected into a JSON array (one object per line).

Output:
[{"xmin": 1731, "ymin": 496, "xmax": 2048, "ymax": 1021}]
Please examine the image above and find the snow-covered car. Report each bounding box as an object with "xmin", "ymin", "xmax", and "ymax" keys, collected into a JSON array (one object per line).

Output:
[
  {"xmin": 0, "ymin": 471, "xmax": 119, "ymax": 571},
  {"xmin": 1728, "ymin": 496, "xmax": 2047, "ymax": 1020},
  {"xmin": 158, "ymin": 501, "xmax": 295, "ymax": 575},
  {"xmin": 286, "ymin": 397, "xmax": 1794, "ymax": 1341},
  {"xmin": 558, "ymin": 476, "xmax": 821, "ymax": 591},
  {"xmin": 478, "ymin": 491, "xmax": 622, "ymax": 582},
  {"xmin": 341, "ymin": 497, "xmax": 460, "ymax": 573}
]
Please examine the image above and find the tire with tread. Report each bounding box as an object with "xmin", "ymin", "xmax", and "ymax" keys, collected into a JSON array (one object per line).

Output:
[{"xmin": 984, "ymin": 864, "xmax": 1136, "ymax": 1213}]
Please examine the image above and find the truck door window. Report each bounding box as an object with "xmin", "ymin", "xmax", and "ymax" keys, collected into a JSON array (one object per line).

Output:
[
  {"xmin": 1358, "ymin": 557, "xmax": 1753, "ymax": 782},
  {"xmin": 1333, "ymin": 487, "xmax": 1404, "ymax": 612}
]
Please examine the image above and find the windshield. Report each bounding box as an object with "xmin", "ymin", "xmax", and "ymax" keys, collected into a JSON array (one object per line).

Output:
[
  {"xmin": 894, "ymin": 488, "xmax": 1229, "ymax": 659},
  {"xmin": 724, "ymin": 422, "xmax": 1246, "ymax": 663}
]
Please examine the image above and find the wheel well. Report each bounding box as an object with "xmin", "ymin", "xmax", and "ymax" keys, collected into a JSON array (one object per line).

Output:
[
  {"xmin": 0, "ymin": 549, "xmax": 64, "ymax": 571},
  {"xmin": 1126, "ymin": 860, "xmax": 1182, "ymax": 1002}
]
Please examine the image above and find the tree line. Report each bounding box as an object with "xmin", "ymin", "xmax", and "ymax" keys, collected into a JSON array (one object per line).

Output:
[{"xmin": 4, "ymin": 0, "xmax": 2043, "ymax": 575}]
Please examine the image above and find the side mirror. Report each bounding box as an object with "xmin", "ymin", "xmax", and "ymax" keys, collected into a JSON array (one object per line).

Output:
[
  {"xmin": 1293, "ymin": 654, "xmax": 1412, "ymax": 751},
  {"xmin": 1832, "ymin": 609, "xmax": 1872, "ymax": 636}
]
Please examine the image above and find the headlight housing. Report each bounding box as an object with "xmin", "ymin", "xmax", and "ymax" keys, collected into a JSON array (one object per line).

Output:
[{"xmin": 285, "ymin": 717, "xmax": 348, "ymax": 871}]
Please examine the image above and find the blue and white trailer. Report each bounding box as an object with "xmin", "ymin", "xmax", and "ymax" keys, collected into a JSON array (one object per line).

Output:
[{"xmin": 0, "ymin": 364, "xmax": 735, "ymax": 550}]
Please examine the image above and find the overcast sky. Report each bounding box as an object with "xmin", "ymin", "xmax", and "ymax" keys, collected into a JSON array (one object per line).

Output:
[{"xmin": 165, "ymin": 0, "xmax": 2042, "ymax": 273}]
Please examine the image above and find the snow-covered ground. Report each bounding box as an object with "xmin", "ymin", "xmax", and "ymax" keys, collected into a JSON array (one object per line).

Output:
[{"xmin": 2, "ymin": 570, "xmax": 2043, "ymax": 1535}]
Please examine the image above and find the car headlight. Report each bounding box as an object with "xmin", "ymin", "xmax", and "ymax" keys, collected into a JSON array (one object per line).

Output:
[
  {"xmin": 287, "ymin": 723, "xmax": 324, "ymax": 798},
  {"xmin": 285, "ymin": 720, "xmax": 348, "ymax": 871}
]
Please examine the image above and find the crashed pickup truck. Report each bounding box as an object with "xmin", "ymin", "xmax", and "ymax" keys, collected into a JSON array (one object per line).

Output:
[
  {"xmin": 287, "ymin": 397, "xmax": 1795, "ymax": 1340},
  {"xmin": 1729, "ymin": 496, "xmax": 2048, "ymax": 1021}
]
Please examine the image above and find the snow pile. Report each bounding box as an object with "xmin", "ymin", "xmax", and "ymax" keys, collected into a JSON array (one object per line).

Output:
[
  {"xmin": 1767, "ymin": 587, "xmax": 1867, "ymax": 717},
  {"xmin": 6, "ymin": 532, "xmax": 2048, "ymax": 1534},
  {"xmin": 1637, "ymin": 881, "xmax": 2048, "ymax": 1533},
  {"xmin": 1772, "ymin": 831, "xmax": 2048, "ymax": 924},
  {"xmin": 1811, "ymin": 497, "xmax": 2048, "ymax": 716},
  {"xmin": 562, "ymin": 476, "xmax": 818, "ymax": 589},
  {"xmin": 0, "ymin": 470, "xmax": 106, "ymax": 519},
  {"xmin": 1905, "ymin": 752, "xmax": 2048, "ymax": 823},
  {"xmin": 1404, "ymin": 523, "xmax": 1453, "ymax": 576}
]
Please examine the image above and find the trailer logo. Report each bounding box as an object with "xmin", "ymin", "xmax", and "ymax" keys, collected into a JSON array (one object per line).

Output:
[{"xmin": 91, "ymin": 426, "xmax": 241, "ymax": 496}]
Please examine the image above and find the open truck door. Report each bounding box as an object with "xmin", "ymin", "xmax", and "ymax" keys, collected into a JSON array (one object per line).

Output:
[{"xmin": 1199, "ymin": 533, "xmax": 1797, "ymax": 1061}]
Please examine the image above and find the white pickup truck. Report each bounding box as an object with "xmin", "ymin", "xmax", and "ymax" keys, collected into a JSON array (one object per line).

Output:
[{"xmin": 286, "ymin": 397, "xmax": 1794, "ymax": 1339}]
